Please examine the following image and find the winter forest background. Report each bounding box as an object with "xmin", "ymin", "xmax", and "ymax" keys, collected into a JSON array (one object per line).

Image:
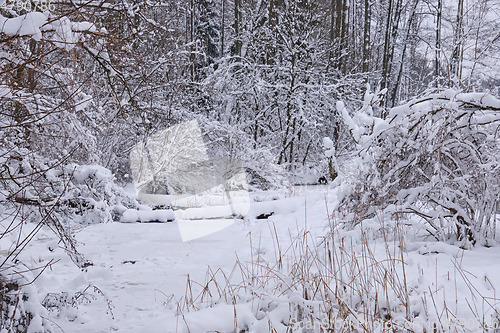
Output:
[{"xmin": 1, "ymin": 0, "xmax": 500, "ymax": 331}]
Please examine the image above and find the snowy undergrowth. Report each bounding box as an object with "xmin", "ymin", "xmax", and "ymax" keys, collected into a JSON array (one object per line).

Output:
[
  {"xmin": 0, "ymin": 221, "xmax": 114, "ymax": 333},
  {"xmin": 169, "ymin": 89, "xmax": 500, "ymax": 332},
  {"xmin": 0, "ymin": 161, "xmax": 136, "ymax": 332},
  {"xmin": 337, "ymin": 89, "xmax": 500, "ymax": 248},
  {"xmin": 173, "ymin": 210, "xmax": 500, "ymax": 333}
]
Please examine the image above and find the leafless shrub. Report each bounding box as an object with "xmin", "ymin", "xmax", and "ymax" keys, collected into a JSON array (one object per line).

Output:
[{"xmin": 340, "ymin": 91, "xmax": 500, "ymax": 247}]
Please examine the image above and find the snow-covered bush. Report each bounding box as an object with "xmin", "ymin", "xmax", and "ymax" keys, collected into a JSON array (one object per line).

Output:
[
  {"xmin": 42, "ymin": 284, "xmax": 113, "ymax": 322},
  {"xmin": 60, "ymin": 164, "xmax": 137, "ymax": 224},
  {"xmin": 338, "ymin": 89, "xmax": 500, "ymax": 246},
  {"xmin": 0, "ymin": 7, "xmax": 144, "ymax": 331},
  {"xmin": 1, "ymin": 150, "xmax": 136, "ymax": 225},
  {"xmin": 0, "ymin": 271, "xmax": 52, "ymax": 332},
  {"xmin": 0, "ymin": 154, "xmax": 132, "ymax": 331}
]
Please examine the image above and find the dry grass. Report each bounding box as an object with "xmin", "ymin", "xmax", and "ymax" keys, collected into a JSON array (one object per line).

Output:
[{"xmin": 175, "ymin": 208, "xmax": 500, "ymax": 332}]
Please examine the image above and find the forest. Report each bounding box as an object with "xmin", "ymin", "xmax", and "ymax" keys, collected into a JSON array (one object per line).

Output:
[{"xmin": 1, "ymin": 0, "xmax": 499, "ymax": 331}]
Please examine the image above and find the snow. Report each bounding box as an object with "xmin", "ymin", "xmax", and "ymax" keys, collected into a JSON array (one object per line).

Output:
[
  {"xmin": 0, "ymin": 12, "xmax": 47, "ymax": 40},
  {"xmin": 0, "ymin": 84, "xmax": 12, "ymax": 99},
  {"xmin": 3, "ymin": 184, "xmax": 500, "ymax": 332},
  {"xmin": 21, "ymin": 221, "xmax": 251, "ymax": 332},
  {"xmin": 322, "ymin": 137, "xmax": 335, "ymax": 157},
  {"xmin": 120, "ymin": 208, "xmax": 175, "ymax": 223},
  {"xmin": 1, "ymin": 0, "xmax": 498, "ymax": 331},
  {"xmin": 455, "ymin": 92, "xmax": 500, "ymax": 109},
  {"xmin": 75, "ymin": 93, "xmax": 93, "ymax": 111},
  {"xmin": 72, "ymin": 164, "xmax": 113, "ymax": 183},
  {"xmin": 338, "ymin": 101, "xmax": 361, "ymax": 142},
  {"xmin": 177, "ymin": 218, "xmax": 235, "ymax": 242}
]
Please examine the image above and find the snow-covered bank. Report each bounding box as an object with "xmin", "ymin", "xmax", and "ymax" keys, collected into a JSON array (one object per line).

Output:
[{"xmin": 5, "ymin": 186, "xmax": 499, "ymax": 332}]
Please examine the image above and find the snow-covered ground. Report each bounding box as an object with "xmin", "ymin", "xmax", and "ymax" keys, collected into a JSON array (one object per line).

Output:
[{"xmin": 7, "ymin": 185, "xmax": 500, "ymax": 332}]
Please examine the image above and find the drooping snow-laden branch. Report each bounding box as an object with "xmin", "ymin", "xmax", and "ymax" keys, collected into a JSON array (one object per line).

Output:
[{"xmin": 338, "ymin": 89, "xmax": 499, "ymax": 247}]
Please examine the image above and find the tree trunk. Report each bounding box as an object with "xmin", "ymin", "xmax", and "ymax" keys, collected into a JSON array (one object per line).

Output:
[
  {"xmin": 234, "ymin": 0, "xmax": 242, "ymax": 57},
  {"xmin": 267, "ymin": 0, "xmax": 278, "ymax": 65},
  {"xmin": 391, "ymin": 0, "xmax": 419, "ymax": 107},
  {"xmin": 221, "ymin": 0, "xmax": 225, "ymax": 57},
  {"xmin": 340, "ymin": 0, "xmax": 349, "ymax": 73},
  {"xmin": 333, "ymin": 0, "xmax": 342, "ymax": 68},
  {"xmin": 362, "ymin": 0, "xmax": 371, "ymax": 73},
  {"xmin": 381, "ymin": 0, "xmax": 393, "ymax": 95},
  {"xmin": 450, "ymin": 0, "xmax": 463, "ymax": 86},
  {"xmin": 381, "ymin": 0, "xmax": 402, "ymax": 115},
  {"xmin": 435, "ymin": 0, "xmax": 442, "ymax": 87},
  {"xmin": 189, "ymin": 0, "xmax": 195, "ymax": 82}
]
